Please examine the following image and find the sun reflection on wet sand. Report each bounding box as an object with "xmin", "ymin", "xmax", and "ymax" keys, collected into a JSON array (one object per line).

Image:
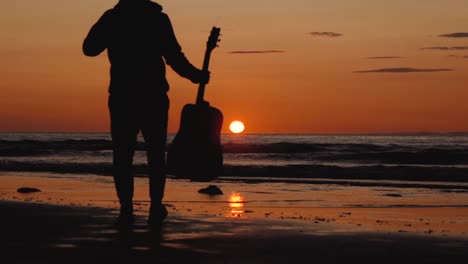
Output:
[{"xmin": 229, "ymin": 192, "xmax": 245, "ymax": 217}]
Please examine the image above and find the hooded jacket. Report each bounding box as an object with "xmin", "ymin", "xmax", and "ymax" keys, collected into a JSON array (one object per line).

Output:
[{"xmin": 83, "ymin": 0, "xmax": 201, "ymax": 96}]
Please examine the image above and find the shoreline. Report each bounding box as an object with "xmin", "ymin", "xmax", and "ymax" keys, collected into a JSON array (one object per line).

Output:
[
  {"xmin": 2, "ymin": 168, "xmax": 468, "ymax": 191},
  {"xmin": 2, "ymin": 164, "xmax": 468, "ymax": 185}
]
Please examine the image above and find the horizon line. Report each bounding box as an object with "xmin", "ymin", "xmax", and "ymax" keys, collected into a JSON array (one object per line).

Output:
[{"xmin": 1, "ymin": 131, "xmax": 468, "ymax": 136}]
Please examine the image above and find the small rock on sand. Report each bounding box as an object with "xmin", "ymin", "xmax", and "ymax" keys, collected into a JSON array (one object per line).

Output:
[
  {"xmin": 384, "ymin": 193, "xmax": 403, "ymax": 197},
  {"xmin": 198, "ymin": 185, "xmax": 223, "ymax": 195},
  {"xmin": 17, "ymin": 187, "xmax": 41, "ymax": 194}
]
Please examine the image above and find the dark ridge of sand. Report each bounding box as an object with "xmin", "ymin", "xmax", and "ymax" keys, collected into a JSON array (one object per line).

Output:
[{"xmin": 1, "ymin": 201, "xmax": 467, "ymax": 264}]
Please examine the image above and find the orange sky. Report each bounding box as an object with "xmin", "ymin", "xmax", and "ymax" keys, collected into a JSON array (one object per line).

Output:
[{"xmin": 1, "ymin": 0, "xmax": 468, "ymax": 133}]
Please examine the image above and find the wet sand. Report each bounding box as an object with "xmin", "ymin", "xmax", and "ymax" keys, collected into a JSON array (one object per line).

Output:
[{"xmin": 1, "ymin": 172, "xmax": 468, "ymax": 263}]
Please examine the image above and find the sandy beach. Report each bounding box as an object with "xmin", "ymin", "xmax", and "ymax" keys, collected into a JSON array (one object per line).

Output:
[{"xmin": 1, "ymin": 172, "xmax": 468, "ymax": 263}]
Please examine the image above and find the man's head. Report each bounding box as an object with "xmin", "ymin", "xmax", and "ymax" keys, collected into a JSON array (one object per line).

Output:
[
  {"xmin": 119, "ymin": 0, "xmax": 148, "ymax": 3},
  {"xmin": 116, "ymin": 0, "xmax": 150, "ymax": 8}
]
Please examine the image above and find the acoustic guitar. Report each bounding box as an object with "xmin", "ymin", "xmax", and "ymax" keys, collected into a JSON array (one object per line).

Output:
[{"xmin": 167, "ymin": 27, "xmax": 223, "ymax": 181}]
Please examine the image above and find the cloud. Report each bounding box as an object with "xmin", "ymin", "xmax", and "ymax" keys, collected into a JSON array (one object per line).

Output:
[
  {"xmin": 439, "ymin": 32, "xmax": 468, "ymax": 38},
  {"xmin": 309, "ymin": 32, "xmax": 343, "ymax": 37},
  {"xmin": 448, "ymin": 54, "xmax": 468, "ymax": 59},
  {"xmin": 354, "ymin": 67, "xmax": 454, "ymax": 73},
  {"xmin": 367, "ymin": 56, "xmax": 402, "ymax": 59},
  {"xmin": 421, "ymin": 46, "xmax": 468, "ymax": 50},
  {"xmin": 229, "ymin": 50, "xmax": 286, "ymax": 54}
]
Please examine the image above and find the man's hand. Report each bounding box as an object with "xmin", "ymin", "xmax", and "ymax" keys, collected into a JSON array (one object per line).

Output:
[{"xmin": 192, "ymin": 70, "xmax": 210, "ymax": 84}]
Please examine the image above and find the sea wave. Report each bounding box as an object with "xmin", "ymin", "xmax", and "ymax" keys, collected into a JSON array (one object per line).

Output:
[{"xmin": 1, "ymin": 140, "xmax": 468, "ymax": 165}]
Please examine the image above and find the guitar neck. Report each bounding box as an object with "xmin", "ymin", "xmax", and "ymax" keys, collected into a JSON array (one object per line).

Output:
[{"xmin": 196, "ymin": 48, "xmax": 212, "ymax": 105}]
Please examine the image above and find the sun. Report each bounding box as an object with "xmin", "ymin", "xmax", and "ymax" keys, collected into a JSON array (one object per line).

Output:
[{"xmin": 229, "ymin": 121, "xmax": 245, "ymax": 134}]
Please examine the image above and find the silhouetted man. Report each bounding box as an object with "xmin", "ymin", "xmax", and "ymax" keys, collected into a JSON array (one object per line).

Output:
[{"xmin": 83, "ymin": 0, "xmax": 209, "ymax": 227}]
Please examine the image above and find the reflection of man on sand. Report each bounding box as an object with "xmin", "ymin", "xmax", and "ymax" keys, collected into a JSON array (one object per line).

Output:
[{"xmin": 83, "ymin": 0, "xmax": 209, "ymax": 228}]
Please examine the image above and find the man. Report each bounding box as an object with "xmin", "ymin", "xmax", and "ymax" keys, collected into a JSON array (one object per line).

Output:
[{"xmin": 83, "ymin": 0, "xmax": 209, "ymax": 228}]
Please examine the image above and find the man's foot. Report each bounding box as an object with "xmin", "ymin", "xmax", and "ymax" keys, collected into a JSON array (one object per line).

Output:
[
  {"xmin": 148, "ymin": 204, "xmax": 168, "ymax": 228},
  {"xmin": 114, "ymin": 213, "xmax": 135, "ymax": 230}
]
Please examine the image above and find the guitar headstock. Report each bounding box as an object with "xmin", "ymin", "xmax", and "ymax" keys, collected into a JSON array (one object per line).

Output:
[{"xmin": 206, "ymin": 27, "xmax": 221, "ymax": 52}]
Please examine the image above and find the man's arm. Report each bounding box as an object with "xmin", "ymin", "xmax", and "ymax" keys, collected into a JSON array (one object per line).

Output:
[
  {"xmin": 160, "ymin": 14, "xmax": 208, "ymax": 84},
  {"xmin": 83, "ymin": 10, "xmax": 113, "ymax": 57}
]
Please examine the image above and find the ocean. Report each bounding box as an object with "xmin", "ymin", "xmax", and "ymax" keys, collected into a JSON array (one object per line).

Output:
[{"xmin": 1, "ymin": 133, "xmax": 468, "ymax": 183}]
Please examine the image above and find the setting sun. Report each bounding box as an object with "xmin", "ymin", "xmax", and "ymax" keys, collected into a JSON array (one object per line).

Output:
[{"xmin": 229, "ymin": 121, "xmax": 245, "ymax": 134}]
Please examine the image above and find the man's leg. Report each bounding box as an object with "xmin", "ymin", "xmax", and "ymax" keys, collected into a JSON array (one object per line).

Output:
[
  {"xmin": 109, "ymin": 96, "xmax": 139, "ymax": 218},
  {"xmin": 140, "ymin": 94, "xmax": 169, "ymax": 223}
]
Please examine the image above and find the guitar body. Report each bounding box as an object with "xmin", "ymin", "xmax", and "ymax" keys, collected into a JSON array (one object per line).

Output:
[{"xmin": 167, "ymin": 103, "xmax": 223, "ymax": 181}]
